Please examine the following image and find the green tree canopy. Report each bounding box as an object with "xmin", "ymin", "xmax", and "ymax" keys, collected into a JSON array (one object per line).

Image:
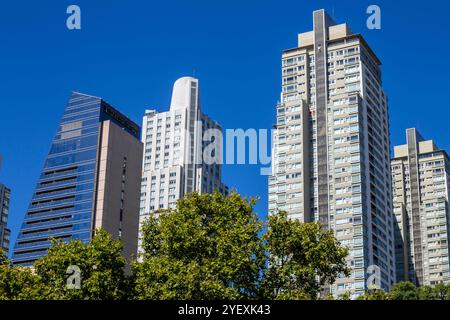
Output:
[
  {"xmin": 1, "ymin": 230, "xmax": 130, "ymax": 300},
  {"xmin": 357, "ymin": 289, "xmax": 389, "ymax": 300},
  {"xmin": 1, "ymin": 248, "xmax": 44, "ymax": 300},
  {"xmin": 260, "ymin": 212, "xmax": 350, "ymax": 299},
  {"xmin": 415, "ymin": 283, "xmax": 450, "ymax": 300},
  {"xmin": 0, "ymin": 250, "xmax": 42, "ymax": 301},
  {"xmin": 0, "ymin": 265, "xmax": 42, "ymax": 300},
  {"xmin": 134, "ymin": 191, "xmax": 349, "ymax": 300},
  {"xmin": 33, "ymin": 229, "xmax": 130, "ymax": 300},
  {"xmin": 134, "ymin": 192, "xmax": 265, "ymax": 299},
  {"xmin": 426, "ymin": 283, "xmax": 450, "ymax": 300},
  {"xmin": 358, "ymin": 282, "xmax": 450, "ymax": 300},
  {"xmin": 388, "ymin": 281, "xmax": 419, "ymax": 300},
  {"xmin": 1, "ymin": 192, "xmax": 350, "ymax": 300},
  {"xmin": 0, "ymin": 250, "xmax": 8, "ymax": 266}
]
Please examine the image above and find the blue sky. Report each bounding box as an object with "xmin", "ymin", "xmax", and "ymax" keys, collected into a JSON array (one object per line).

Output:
[{"xmin": 1, "ymin": 0, "xmax": 449, "ymax": 256}]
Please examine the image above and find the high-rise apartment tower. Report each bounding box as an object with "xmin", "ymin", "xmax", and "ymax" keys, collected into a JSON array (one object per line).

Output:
[
  {"xmin": 392, "ymin": 128, "xmax": 450, "ymax": 286},
  {"xmin": 138, "ymin": 77, "xmax": 228, "ymax": 254},
  {"xmin": 0, "ymin": 184, "xmax": 11, "ymax": 257},
  {"xmin": 268, "ymin": 9, "xmax": 395, "ymax": 298}
]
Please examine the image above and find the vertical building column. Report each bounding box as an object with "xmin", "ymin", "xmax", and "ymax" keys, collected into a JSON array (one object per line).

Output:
[
  {"xmin": 406, "ymin": 128, "xmax": 424, "ymax": 285},
  {"xmin": 185, "ymin": 80, "xmax": 200, "ymax": 194},
  {"xmin": 301, "ymin": 100, "xmax": 311, "ymax": 222},
  {"xmin": 313, "ymin": 10, "xmax": 330, "ymax": 228}
]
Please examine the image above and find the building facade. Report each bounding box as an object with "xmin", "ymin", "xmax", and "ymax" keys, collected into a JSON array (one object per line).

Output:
[
  {"xmin": 268, "ymin": 9, "xmax": 395, "ymax": 298},
  {"xmin": 0, "ymin": 184, "xmax": 11, "ymax": 257},
  {"xmin": 392, "ymin": 128, "xmax": 450, "ymax": 286},
  {"xmin": 12, "ymin": 92, "xmax": 143, "ymax": 266},
  {"xmin": 138, "ymin": 77, "xmax": 228, "ymax": 253}
]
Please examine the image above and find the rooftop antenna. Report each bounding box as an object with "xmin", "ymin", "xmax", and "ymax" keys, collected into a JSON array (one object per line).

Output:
[
  {"xmin": 332, "ymin": 7, "xmax": 335, "ymax": 20},
  {"xmin": 193, "ymin": 68, "xmax": 196, "ymax": 78}
]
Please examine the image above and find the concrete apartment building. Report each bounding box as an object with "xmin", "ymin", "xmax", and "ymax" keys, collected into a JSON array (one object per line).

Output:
[
  {"xmin": 0, "ymin": 184, "xmax": 11, "ymax": 257},
  {"xmin": 392, "ymin": 128, "xmax": 450, "ymax": 286},
  {"xmin": 12, "ymin": 92, "xmax": 143, "ymax": 265},
  {"xmin": 138, "ymin": 77, "xmax": 228, "ymax": 254},
  {"xmin": 268, "ymin": 9, "xmax": 395, "ymax": 298}
]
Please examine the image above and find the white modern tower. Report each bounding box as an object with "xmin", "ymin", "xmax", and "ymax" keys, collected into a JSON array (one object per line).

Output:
[
  {"xmin": 268, "ymin": 10, "xmax": 396, "ymax": 298},
  {"xmin": 138, "ymin": 77, "xmax": 228, "ymax": 253}
]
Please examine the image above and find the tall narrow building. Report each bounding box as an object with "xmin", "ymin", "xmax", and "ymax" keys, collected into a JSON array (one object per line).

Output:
[
  {"xmin": 138, "ymin": 77, "xmax": 228, "ymax": 253},
  {"xmin": 0, "ymin": 184, "xmax": 11, "ymax": 257},
  {"xmin": 268, "ymin": 9, "xmax": 395, "ymax": 298},
  {"xmin": 12, "ymin": 92, "xmax": 143, "ymax": 266},
  {"xmin": 392, "ymin": 128, "xmax": 450, "ymax": 286}
]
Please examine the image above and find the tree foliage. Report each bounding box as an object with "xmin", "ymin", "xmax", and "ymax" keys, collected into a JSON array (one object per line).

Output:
[
  {"xmin": 134, "ymin": 192, "xmax": 349, "ymax": 300},
  {"xmin": 0, "ymin": 264, "xmax": 41, "ymax": 300},
  {"xmin": 260, "ymin": 212, "xmax": 349, "ymax": 299},
  {"xmin": 0, "ymin": 230, "xmax": 130, "ymax": 300},
  {"xmin": 0, "ymin": 250, "xmax": 8, "ymax": 266},
  {"xmin": 358, "ymin": 281, "xmax": 450, "ymax": 300},
  {"xmin": 389, "ymin": 281, "xmax": 419, "ymax": 300},
  {"xmin": 33, "ymin": 229, "xmax": 130, "ymax": 300},
  {"xmin": 1, "ymin": 248, "xmax": 43, "ymax": 300},
  {"xmin": 1, "ymin": 192, "xmax": 351, "ymax": 300},
  {"xmin": 357, "ymin": 289, "xmax": 390, "ymax": 300},
  {"xmin": 133, "ymin": 192, "xmax": 264, "ymax": 299}
]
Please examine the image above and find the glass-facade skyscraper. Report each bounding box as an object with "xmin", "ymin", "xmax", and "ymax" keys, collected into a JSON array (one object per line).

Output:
[{"xmin": 12, "ymin": 92, "xmax": 143, "ymax": 266}]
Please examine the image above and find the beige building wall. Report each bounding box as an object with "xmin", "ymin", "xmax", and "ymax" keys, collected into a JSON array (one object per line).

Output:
[{"xmin": 94, "ymin": 120, "xmax": 143, "ymax": 264}]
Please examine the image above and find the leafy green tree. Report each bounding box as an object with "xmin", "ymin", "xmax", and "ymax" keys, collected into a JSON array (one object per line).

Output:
[
  {"xmin": 357, "ymin": 289, "xmax": 390, "ymax": 300},
  {"xmin": 388, "ymin": 281, "xmax": 419, "ymax": 300},
  {"xmin": 33, "ymin": 229, "xmax": 130, "ymax": 300},
  {"xmin": 416, "ymin": 283, "xmax": 450, "ymax": 300},
  {"xmin": 417, "ymin": 285, "xmax": 434, "ymax": 300},
  {"xmin": 430, "ymin": 283, "xmax": 450, "ymax": 300},
  {"xmin": 133, "ymin": 192, "xmax": 265, "ymax": 299},
  {"xmin": 0, "ymin": 250, "xmax": 8, "ymax": 266},
  {"xmin": 0, "ymin": 249, "xmax": 44, "ymax": 299},
  {"xmin": 0, "ymin": 264, "xmax": 42, "ymax": 300},
  {"xmin": 259, "ymin": 212, "xmax": 349, "ymax": 300},
  {"xmin": 359, "ymin": 283, "xmax": 450, "ymax": 300},
  {"xmin": 338, "ymin": 291, "xmax": 352, "ymax": 300},
  {"xmin": 1, "ymin": 192, "xmax": 350, "ymax": 300},
  {"xmin": 134, "ymin": 192, "xmax": 349, "ymax": 300}
]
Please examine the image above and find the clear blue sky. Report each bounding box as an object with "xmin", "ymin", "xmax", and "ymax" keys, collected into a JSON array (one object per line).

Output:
[{"xmin": 1, "ymin": 0, "xmax": 449, "ymax": 256}]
